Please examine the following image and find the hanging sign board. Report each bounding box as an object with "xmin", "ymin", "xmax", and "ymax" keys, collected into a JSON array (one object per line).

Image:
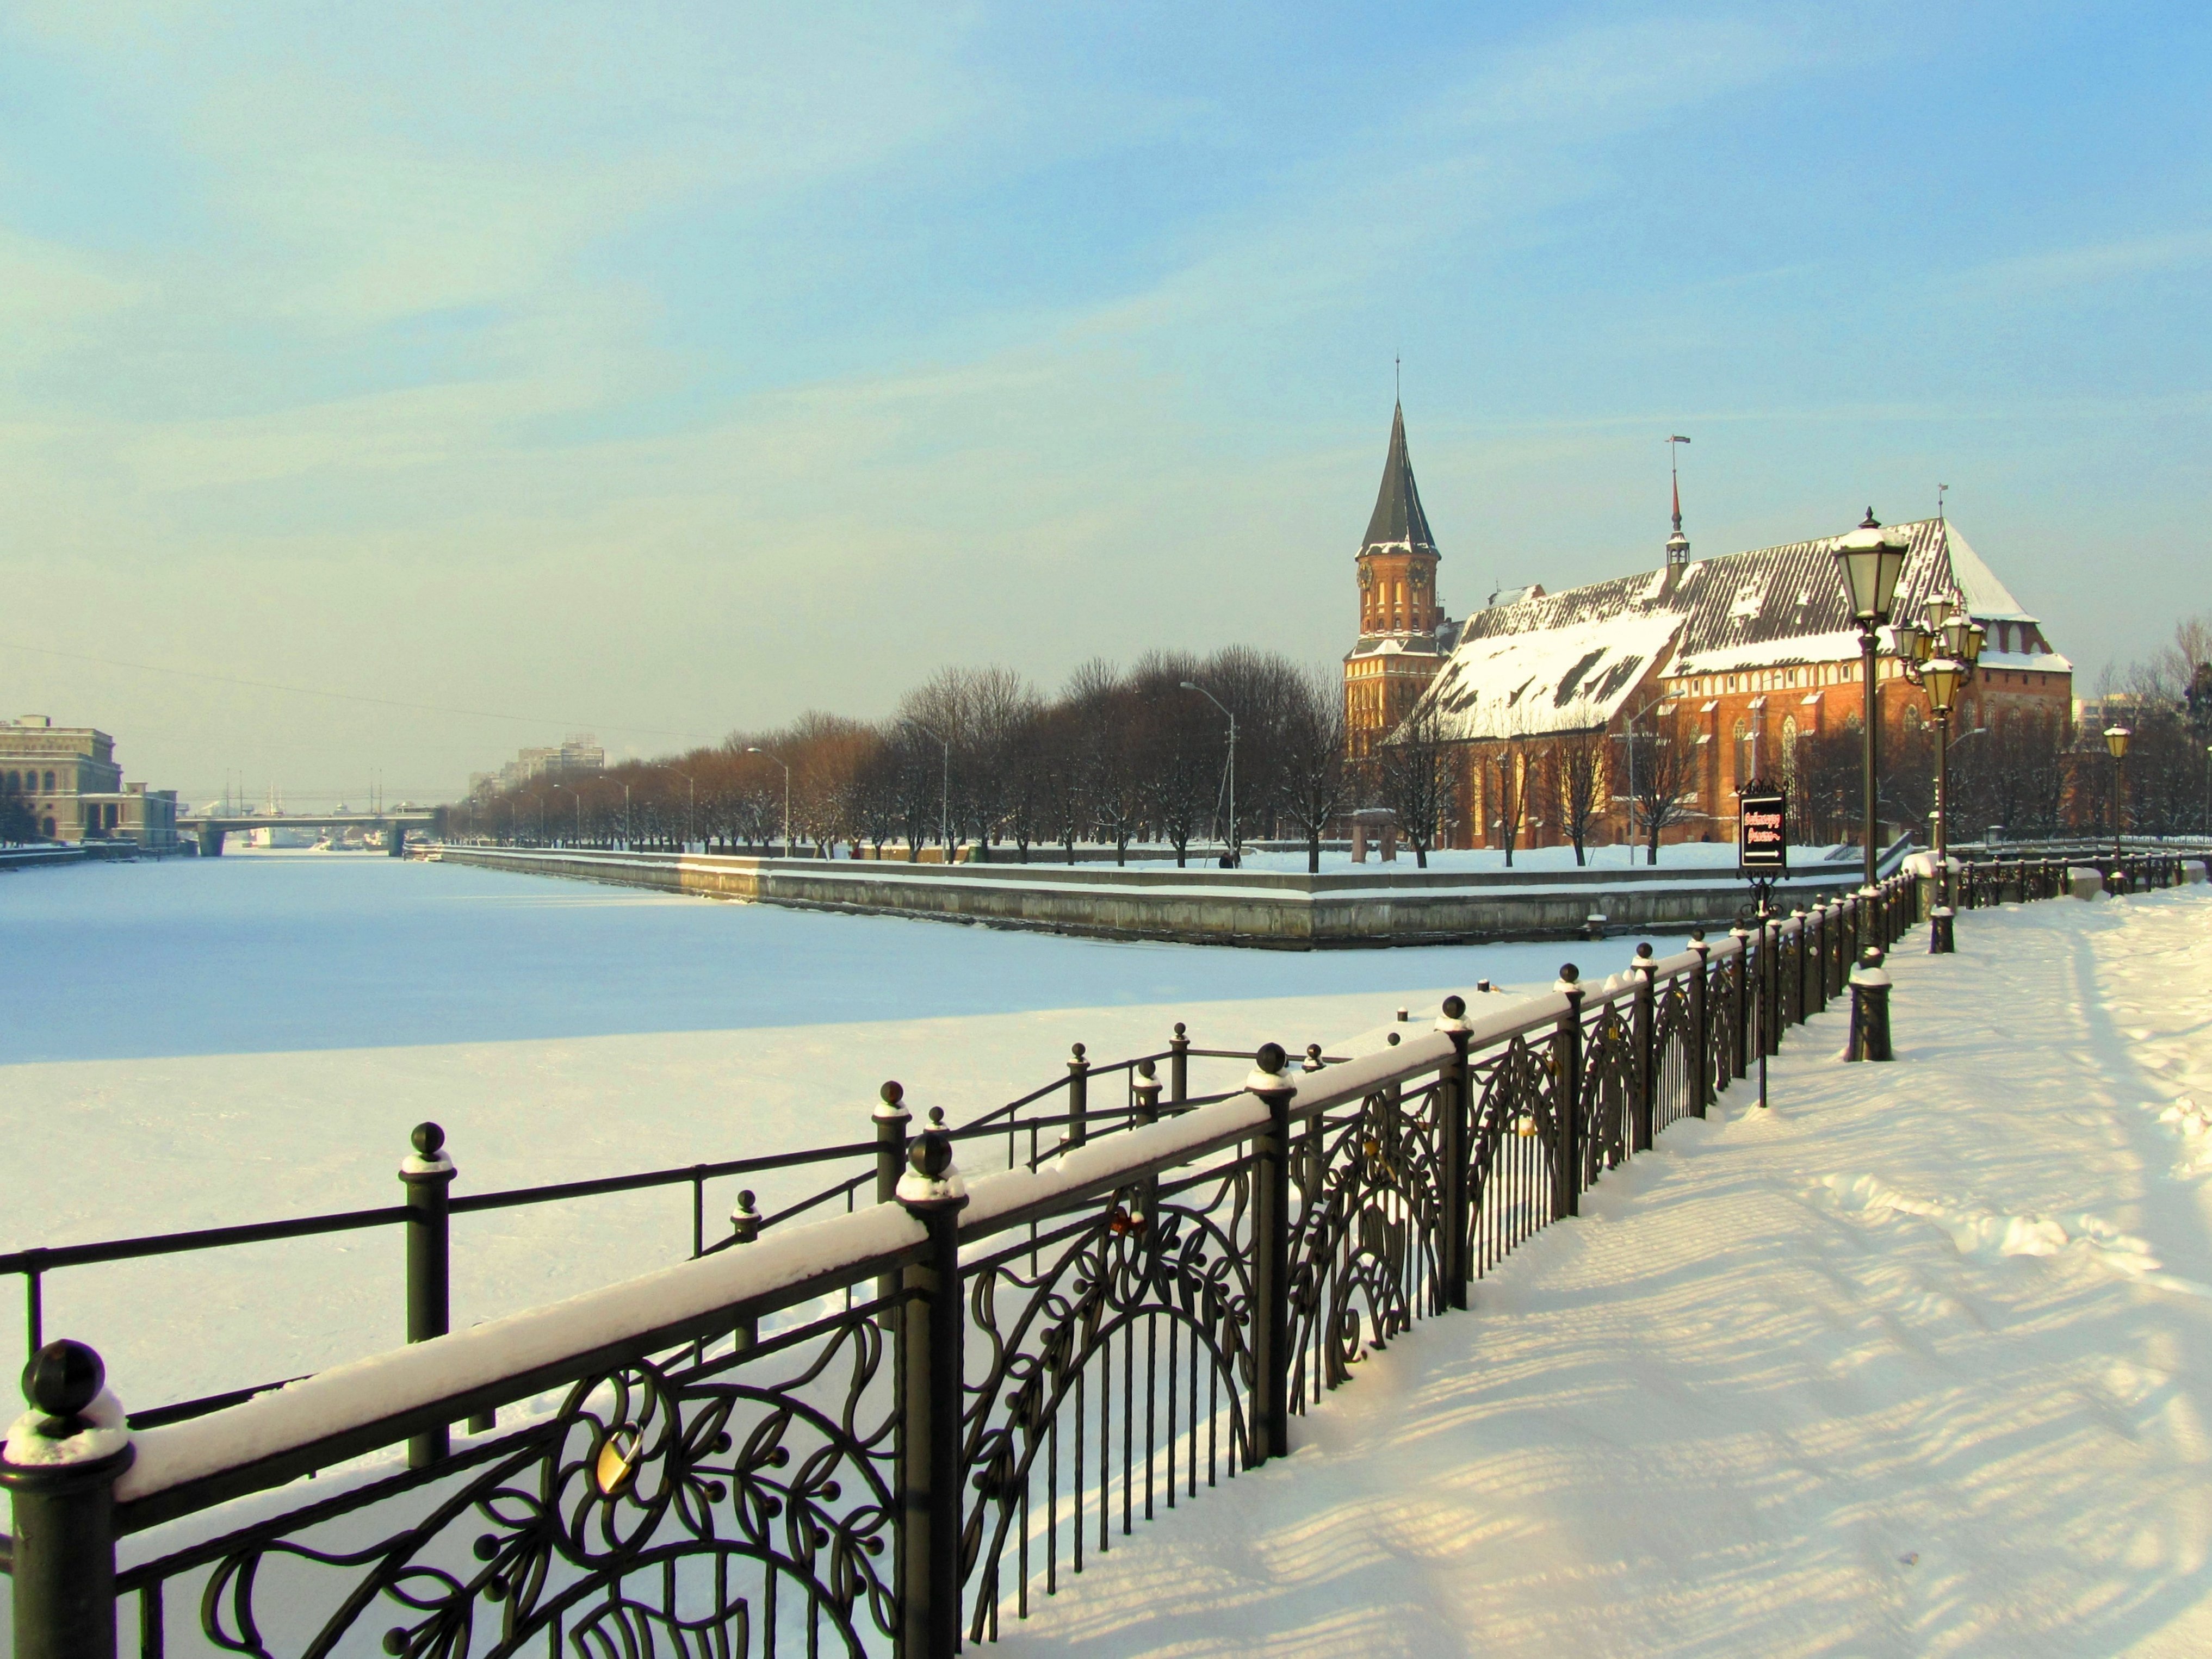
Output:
[{"xmin": 1739, "ymin": 785, "xmax": 1788, "ymax": 874}]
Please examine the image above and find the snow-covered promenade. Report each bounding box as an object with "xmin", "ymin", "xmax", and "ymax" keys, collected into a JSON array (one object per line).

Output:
[{"xmin": 996, "ymin": 885, "xmax": 2212, "ymax": 1657}]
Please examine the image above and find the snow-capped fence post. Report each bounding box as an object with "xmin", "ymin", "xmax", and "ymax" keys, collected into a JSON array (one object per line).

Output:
[
  {"xmin": 1792, "ymin": 909, "xmax": 1811, "ymax": 1026},
  {"xmin": 1246, "ymin": 1044, "xmax": 1297, "ymax": 1462},
  {"xmin": 1728, "ymin": 922, "xmax": 1754, "ymax": 1080},
  {"xmin": 1688, "ymin": 931, "xmax": 1713, "ymax": 1116},
  {"xmin": 1845, "ymin": 947, "xmax": 1893, "ymax": 1062},
  {"xmin": 896, "ymin": 1107, "xmax": 969, "ymax": 1659},
  {"xmin": 1133, "ymin": 1059, "xmax": 1163, "ymax": 1225},
  {"xmin": 728, "ymin": 1190, "xmax": 760, "ymax": 1354},
  {"xmin": 1436, "ymin": 997, "xmax": 1474, "ymax": 1309},
  {"xmin": 875, "ymin": 1082, "xmax": 911, "ymax": 1327},
  {"xmin": 1630, "ymin": 946, "xmax": 1657, "ymax": 1154},
  {"xmin": 2, "ymin": 1340, "xmax": 132, "ymax": 1659},
  {"xmin": 1169, "ymin": 1022, "xmax": 1189, "ymax": 1106},
  {"xmin": 1808, "ymin": 903, "xmax": 1829, "ymax": 1015},
  {"xmin": 399, "ymin": 1122, "xmax": 455, "ymax": 1469},
  {"xmin": 1552, "ymin": 968, "xmax": 1584, "ymax": 1218},
  {"xmin": 1065, "ymin": 1043, "xmax": 1089, "ymax": 1152}
]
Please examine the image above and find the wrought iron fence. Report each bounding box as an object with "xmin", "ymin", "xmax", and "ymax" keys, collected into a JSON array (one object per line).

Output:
[{"xmin": 10, "ymin": 861, "xmax": 2184, "ymax": 1658}]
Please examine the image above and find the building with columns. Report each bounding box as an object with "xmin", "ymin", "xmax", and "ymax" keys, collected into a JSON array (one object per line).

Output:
[{"xmin": 0, "ymin": 716, "xmax": 180, "ymax": 848}]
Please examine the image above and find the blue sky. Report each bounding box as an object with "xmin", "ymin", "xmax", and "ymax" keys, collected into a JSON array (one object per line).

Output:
[{"xmin": 0, "ymin": 1, "xmax": 2204, "ymax": 803}]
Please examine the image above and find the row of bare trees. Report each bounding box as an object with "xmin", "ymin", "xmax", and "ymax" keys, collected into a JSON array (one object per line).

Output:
[{"xmin": 454, "ymin": 649, "xmax": 1389, "ymax": 872}]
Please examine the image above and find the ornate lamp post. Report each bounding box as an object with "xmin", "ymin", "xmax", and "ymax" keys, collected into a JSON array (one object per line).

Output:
[
  {"xmin": 1891, "ymin": 591, "xmax": 1986, "ymax": 953},
  {"xmin": 1831, "ymin": 510, "xmax": 1911, "ymax": 895},
  {"xmin": 2104, "ymin": 724, "xmax": 2131, "ymax": 875}
]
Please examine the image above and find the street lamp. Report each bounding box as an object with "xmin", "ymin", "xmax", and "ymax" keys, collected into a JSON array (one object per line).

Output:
[
  {"xmin": 1890, "ymin": 587, "xmax": 1986, "ymax": 953},
  {"xmin": 672, "ymin": 772, "xmax": 697, "ymax": 852},
  {"xmin": 1179, "ymin": 680, "xmax": 1238, "ymax": 866},
  {"xmin": 747, "ymin": 747, "xmax": 792, "ymax": 860},
  {"xmin": 895, "ymin": 722, "xmax": 951, "ymax": 861},
  {"xmin": 2104, "ymin": 724, "xmax": 2131, "ymax": 877},
  {"xmin": 1831, "ymin": 508, "xmax": 1911, "ymax": 896},
  {"xmin": 549, "ymin": 781, "xmax": 582, "ymax": 844}
]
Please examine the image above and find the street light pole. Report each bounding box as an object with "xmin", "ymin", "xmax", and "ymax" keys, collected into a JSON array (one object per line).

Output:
[
  {"xmin": 1832, "ymin": 509, "xmax": 1911, "ymax": 896},
  {"xmin": 1179, "ymin": 680, "xmax": 1238, "ymax": 864},
  {"xmin": 672, "ymin": 773, "xmax": 696, "ymax": 852},
  {"xmin": 2105, "ymin": 725, "xmax": 2132, "ymax": 875},
  {"xmin": 747, "ymin": 747, "xmax": 792, "ymax": 859}
]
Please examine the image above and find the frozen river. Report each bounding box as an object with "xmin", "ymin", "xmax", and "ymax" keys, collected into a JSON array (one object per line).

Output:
[{"xmin": 5, "ymin": 850, "xmax": 1683, "ymax": 1411}]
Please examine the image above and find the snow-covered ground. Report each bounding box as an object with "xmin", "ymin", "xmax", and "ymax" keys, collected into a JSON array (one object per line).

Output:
[
  {"xmin": 994, "ymin": 884, "xmax": 2212, "ymax": 1657},
  {"xmin": 1, "ymin": 852, "xmax": 1639, "ymax": 1410},
  {"xmin": 16, "ymin": 853, "xmax": 2211, "ymax": 1653}
]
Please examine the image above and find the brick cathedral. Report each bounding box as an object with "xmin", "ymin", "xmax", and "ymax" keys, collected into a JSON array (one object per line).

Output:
[{"xmin": 1340, "ymin": 405, "xmax": 2074, "ymax": 849}]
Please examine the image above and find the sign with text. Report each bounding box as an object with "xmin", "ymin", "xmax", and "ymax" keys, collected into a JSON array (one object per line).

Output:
[{"xmin": 1738, "ymin": 786, "xmax": 1788, "ymax": 873}]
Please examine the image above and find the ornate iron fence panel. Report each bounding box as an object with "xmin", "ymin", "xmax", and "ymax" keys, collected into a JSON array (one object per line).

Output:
[
  {"xmin": 1285, "ymin": 1076, "xmax": 1446, "ymax": 1408},
  {"xmin": 135, "ymin": 1306, "xmax": 902, "ymax": 1659},
  {"xmin": 957, "ymin": 1153, "xmax": 1257, "ymax": 1645},
  {"xmin": 1576, "ymin": 1001, "xmax": 1636, "ymax": 1184},
  {"xmin": 1650, "ymin": 975, "xmax": 1698, "ymax": 1136},
  {"xmin": 1466, "ymin": 1035, "xmax": 1560, "ymax": 1278}
]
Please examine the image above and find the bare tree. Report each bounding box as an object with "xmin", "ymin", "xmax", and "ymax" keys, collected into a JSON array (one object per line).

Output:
[
  {"xmin": 1546, "ymin": 729, "xmax": 1608, "ymax": 866},
  {"xmin": 1379, "ymin": 700, "xmax": 1453, "ymax": 867},
  {"xmin": 1278, "ymin": 666, "xmax": 1352, "ymax": 873},
  {"xmin": 1621, "ymin": 698, "xmax": 1699, "ymax": 864}
]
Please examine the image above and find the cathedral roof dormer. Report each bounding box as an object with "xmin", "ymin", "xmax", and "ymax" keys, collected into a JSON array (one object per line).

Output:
[{"xmin": 1360, "ymin": 402, "xmax": 1438, "ymax": 557}]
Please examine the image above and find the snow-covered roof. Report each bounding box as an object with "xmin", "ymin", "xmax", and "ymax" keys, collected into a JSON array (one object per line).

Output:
[
  {"xmin": 1408, "ymin": 519, "xmax": 2056, "ymax": 742},
  {"xmin": 1421, "ymin": 611, "xmax": 1683, "ymax": 740}
]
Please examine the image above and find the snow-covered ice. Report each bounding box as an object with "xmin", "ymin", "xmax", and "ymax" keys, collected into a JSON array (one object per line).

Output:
[
  {"xmin": 1, "ymin": 853, "xmax": 1639, "ymax": 1411},
  {"xmin": 982, "ymin": 884, "xmax": 2212, "ymax": 1657}
]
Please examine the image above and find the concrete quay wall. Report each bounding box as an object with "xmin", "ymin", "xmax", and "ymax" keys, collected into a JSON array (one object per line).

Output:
[{"xmin": 432, "ymin": 844, "xmax": 1884, "ymax": 947}]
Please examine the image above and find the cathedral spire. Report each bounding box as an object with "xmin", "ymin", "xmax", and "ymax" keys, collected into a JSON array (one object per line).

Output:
[
  {"xmin": 1665, "ymin": 434, "xmax": 1691, "ymax": 569},
  {"xmin": 1361, "ymin": 401, "xmax": 1438, "ymax": 556}
]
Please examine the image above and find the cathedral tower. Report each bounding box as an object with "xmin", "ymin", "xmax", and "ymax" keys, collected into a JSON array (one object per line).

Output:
[{"xmin": 1343, "ymin": 402, "xmax": 1457, "ymax": 757}]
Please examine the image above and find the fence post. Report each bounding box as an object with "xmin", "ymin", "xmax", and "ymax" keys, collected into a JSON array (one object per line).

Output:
[
  {"xmin": 1845, "ymin": 947, "xmax": 1894, "ymax": 1062},
  {"xmin": 2, "ymin": 1341, "xmax": 132, "ymax": 1659},
  {"xmin": 1688, "ymin": 931, "xmax": 1712, "ymax": 1115},
  {"xmin": 1169, "ymin": 1022, "xmax": 1189, "ymax": 1107},
  {"xmin": 1728, "ymin": 924, "xmax": 1753, "ymax": 1080},
  {"xmin": 400, "ymin": 1122, "xmax": 455, "ymax": 1469},
  {"xmin": 1790, "ymin": 909, "xmax": 1810, "ymax": 1025},
  {"xmin": 1630, "ymin": 945, "xmax": 1657, "ymax": 1153},
  {"xmin": 896, "ymin": 1107, "xmax": 969, "ymax": 1659},
  {"xmin": 728, "ymin": 1191, "xmax": 760, "ymax": 1353},
  {"xmin": 875, "ymin": 1082, "xmax": 910, "ymax": 1316},
  {"xmin": 1133, "ymin": 1060, "xmax": 1162, "ymax": 1223},
  {"xmin": 1552, "ymin": 967, "xmax": 1584, "ymax": 1217},
  {"xmin": 1065, "ymin": 1043, "xmax": 1089, "ymax": 1151},
  {"xmin": 1435, "ymin": 997, "xmax": 1473, "ymax": 1310},
  {"xmin": 1245, "ymin": 1044, "xmax": 1296, "ymax": 1463}
]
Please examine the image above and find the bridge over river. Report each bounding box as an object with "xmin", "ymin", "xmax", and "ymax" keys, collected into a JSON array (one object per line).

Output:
[{"xmin": 178, "ymin": 811, "xmax": 435, "ymax": 858}]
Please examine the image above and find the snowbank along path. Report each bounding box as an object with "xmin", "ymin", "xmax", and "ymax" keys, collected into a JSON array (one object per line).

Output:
[{"xmin": 993, "ymin": 886, "xmax": 2212, "ymax": 1658}]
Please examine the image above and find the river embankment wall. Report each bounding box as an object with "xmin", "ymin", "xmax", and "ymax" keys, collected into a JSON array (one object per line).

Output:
[{"xmin": 429, "ymin": 844, "xmax": 1900, "ymax": 947}]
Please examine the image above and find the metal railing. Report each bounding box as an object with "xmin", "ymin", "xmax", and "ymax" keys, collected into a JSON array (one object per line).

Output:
[
  {"xmin": 0, "ymin": 1033, "xmax": 1276, "ymax": 1435},
  {"xmin": 8, "ymin": 861, "xmax": 2193, "ymax": 1658}
]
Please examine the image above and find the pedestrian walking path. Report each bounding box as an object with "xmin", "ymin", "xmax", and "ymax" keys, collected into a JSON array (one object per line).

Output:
[{"xmin": 997, "ymin": 887, "xmax": 2212, "ymax": 1657}]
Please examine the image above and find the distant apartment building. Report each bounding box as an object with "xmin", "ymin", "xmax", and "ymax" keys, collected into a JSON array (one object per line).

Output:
[
  {"xmin": 1, "ymin": 716, "xmax": 180, "ymax": 848},
  {"xmin": 472, "ymin": 734, "xmax": 605, "ymax": 797}
]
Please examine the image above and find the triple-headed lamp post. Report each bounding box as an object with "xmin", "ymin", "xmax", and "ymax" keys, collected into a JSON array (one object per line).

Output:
[
  {"xmin": 1888, "ymin": 592, "xmax": 1986, "ymax": 953},
  {"xmin": 2104, "ymin": 724, "xmax": 2132, "ymax": 877},
  {"xmin": 1831, "ymin": 510, "xmax": 1912, "ymax": 897}
]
